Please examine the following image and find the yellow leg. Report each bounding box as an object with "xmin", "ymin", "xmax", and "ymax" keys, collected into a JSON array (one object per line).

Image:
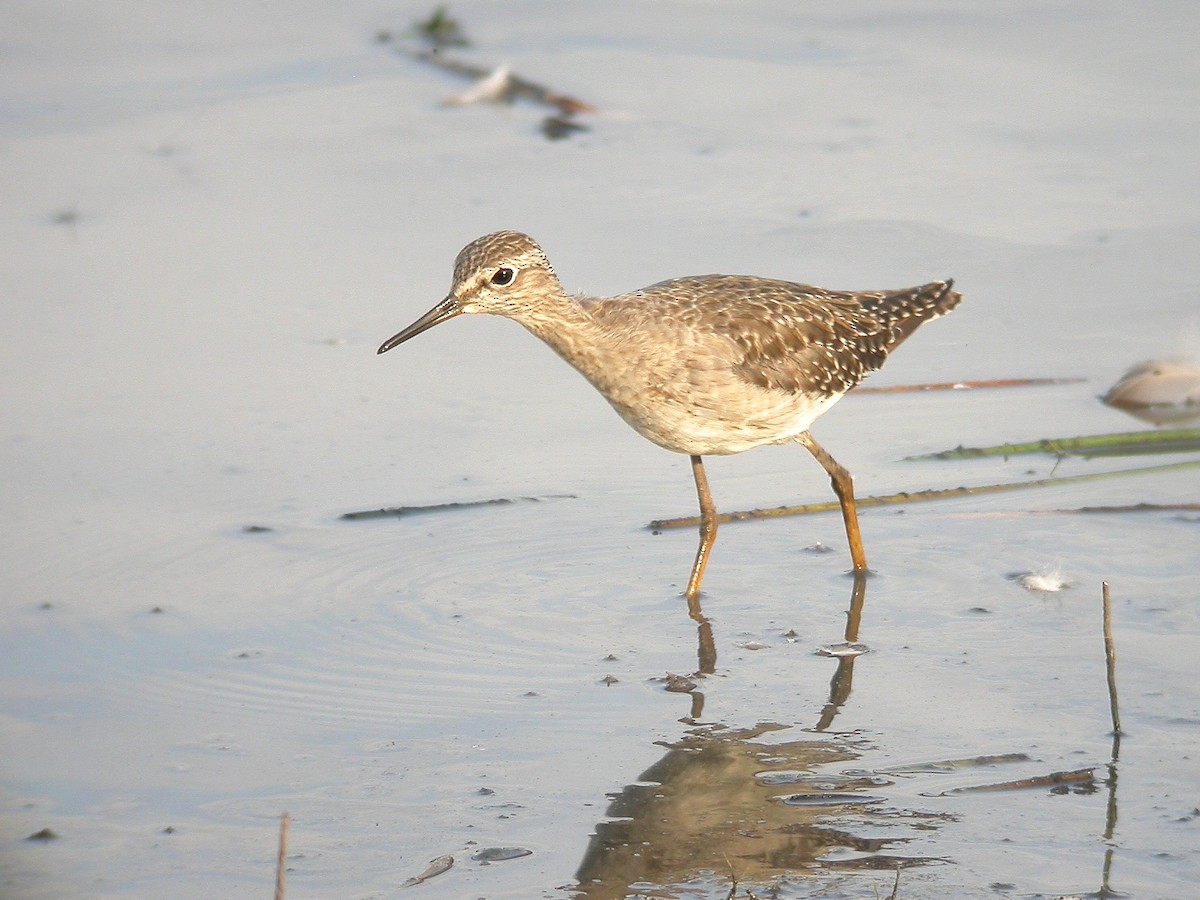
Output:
[
  {"xmin": 685, "ymin": 455, "xmax": 718, "ymax": 601},
  {"xmin": 796, "ymin": 432, "xmax": 868, "ymax": 573}
]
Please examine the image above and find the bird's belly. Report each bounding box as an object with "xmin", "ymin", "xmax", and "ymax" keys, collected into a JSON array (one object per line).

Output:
[{"xmin": 606, "ymin": 389, "xmax": 840, "ymax": 456}]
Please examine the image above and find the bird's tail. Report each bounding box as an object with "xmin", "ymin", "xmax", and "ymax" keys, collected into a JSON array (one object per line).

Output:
[{"xmin": 860, "ymin": 279, "xmax": 961, "ymax": 351}]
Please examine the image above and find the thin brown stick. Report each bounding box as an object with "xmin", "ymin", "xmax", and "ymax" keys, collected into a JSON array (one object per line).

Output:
[
  {"xmin": 341, "ymin": 493, "xmax": 574, "ymax": 520},
  {"xmin": 722, "ymin": 851, "xmax": 738, "ymax": 899},
  {"xmin": 648, "ymin": 459, "xmax": 1200, "ymax": 530},
  {"xmin": 274, "ymin": 811, "xmax": 290, "ymax": 900},
  {"xmin": 854, "ymin": 376, "xmax": 1084, "ymax": 394},
  {"xmin": 1102, "ymin": 581, "xmax": 1121, "ymax": 893},
  {"xmin": 1102, "ymin": 582, "xmax": 1122, "ymax": 735},
  {"xmin": 1045, "ymin": 502, "xmax": 1200, "ymax": 514}
]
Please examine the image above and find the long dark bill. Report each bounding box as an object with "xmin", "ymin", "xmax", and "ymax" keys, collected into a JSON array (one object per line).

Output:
[{"xmin": 377, "ymin": 296, "xmax": 462, "ymax": 354}]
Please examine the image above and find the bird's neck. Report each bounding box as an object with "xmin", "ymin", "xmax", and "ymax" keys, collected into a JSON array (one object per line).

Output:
[{"xmin": 511, "ymin": 294, "xmax": 624, "ymax": 388}]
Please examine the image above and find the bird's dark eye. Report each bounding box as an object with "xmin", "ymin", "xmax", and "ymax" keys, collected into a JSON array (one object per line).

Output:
[{"xmin": 491, "ymin": 267, "xmax": 515, "ymax": 286}]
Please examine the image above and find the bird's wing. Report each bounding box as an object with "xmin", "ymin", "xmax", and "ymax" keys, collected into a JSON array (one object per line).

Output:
[{"xmin": 638, "ymin": 276, "xmax": 895, "ymax": 397}]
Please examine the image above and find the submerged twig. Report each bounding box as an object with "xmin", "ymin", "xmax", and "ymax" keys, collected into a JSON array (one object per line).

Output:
[
  {"xmin": 1041, "ymin": 502, "xmax": 1200, "ymax": 514},
  {"xmin": 274, "ymin": 811, "xmax": 289, "ymax": 900},
  {"xmin": 1102, "ymin": 582, "xmax": 1122, "ymax": 736},
  {"xmin": 342, "ymin": 493, "xmax": 574, "ymax": 521},
  {"xmin": 648, "ymin": 459, "xmax": 1200, "ymax": 530},
  {"xmin": 936, "ymin": 767, "xmax": 1096, "ymax": 796},
  {"xmin": 905, "ymin": 427, "xmax": 1200, "ymax": 461},
  {"xmin": 854, "ymin": 376, "xmax": 1084, "ymax": 394},
  {"xmin": 879, "ymin": 753, "xmax": 1029, "ymax": 774}
]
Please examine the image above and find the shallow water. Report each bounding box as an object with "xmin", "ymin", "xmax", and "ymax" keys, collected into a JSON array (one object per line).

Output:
[{"xmin": 3, "ymin": 2, "xmax": 1199, "ymax": 897}]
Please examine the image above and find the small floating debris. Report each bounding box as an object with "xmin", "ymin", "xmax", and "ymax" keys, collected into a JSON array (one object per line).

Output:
[
  {"xmin": 1103, "ymin": 359, "xmax": 1200, "ymax": 424},
  {"xmin": 385, "ymin": 7, "xmax": 598, "ymax": 140},
  {"xmin": 815, "ymin": 641, "xmax": 869, "ymax": 658},
  {"xmin": 230, "ymin": 648, "xmax": 267, "ymax": 660},
  {"xmin": 1009, "ymin": 569, "xmax": 1072, "ymax": 593},
  {"xmin": 471, "ymin": 846, "xmax": 532, "ymax": 862},
  {"xmin": 25, "ymin": 828, "xmax": 59, "ymax": 842},
  {"xmin": 736, "ymin": 640, "xmax": 770, "ymax": 651},
  {"xmin": 661, "ymin": 672, "xmax": 698, "ymax": 693},
  {"xmin": 402, "ymin": 854, "xmax": 454, "ymax": 887},
  {"xmin": 401, "ymin": 47, "xmax": 597, "ymax": 117},
  {"xmin": 444, "ymin": 64, "xmax": 514, "ymax": 105}
]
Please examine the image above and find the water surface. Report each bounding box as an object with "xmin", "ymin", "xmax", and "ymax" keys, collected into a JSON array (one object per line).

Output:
[{"xmin": 2, "ymin": 2, "xmax": 1198, "ymax": 897}]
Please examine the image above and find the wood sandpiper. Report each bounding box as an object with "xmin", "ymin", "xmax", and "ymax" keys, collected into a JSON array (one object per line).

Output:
[{"xmin": 378, "ymin": 231, "xmax": 961, "ymax": 600}]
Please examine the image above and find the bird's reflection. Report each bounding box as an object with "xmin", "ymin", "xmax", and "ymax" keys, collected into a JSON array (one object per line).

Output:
[
  {"xmin": 684, "ymin": 571, "xmax": 869, "ymax": 731},
  {"xmin": 688, "ymin": 593, "xmax": 718, "ymax": 677},
  {"xmin": 572, "ymin": 720, "xmax": 939, "ymax": 897},
  {"xmin": 815, "ymin": 571, "xmax": 868, "ymax": 731},
  {"xmin": 573, "ymin": 574, "xmax": 909, "ymax": 895}
]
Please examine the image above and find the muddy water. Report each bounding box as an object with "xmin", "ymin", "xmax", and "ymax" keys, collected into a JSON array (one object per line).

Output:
[{"xmin": 3, "ymin": 2, "xmax": 1199, "ymax": 898}]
